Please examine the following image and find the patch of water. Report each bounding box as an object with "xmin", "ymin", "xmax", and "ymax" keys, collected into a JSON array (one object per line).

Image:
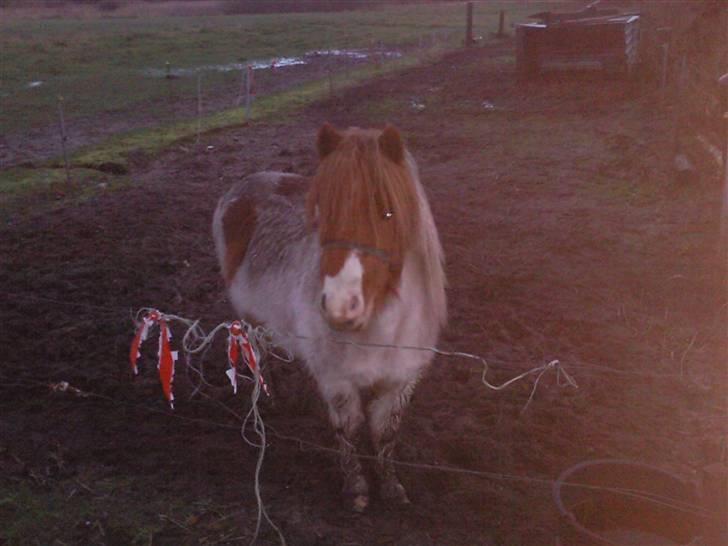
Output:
[
  {"xmin": 142, "ymin": 48, "xmax": 402, "ymax": 78},
  {"xmin": 307, "ymin": 49, "xmax": 370, "ymax": 60},
  {"xmin": 27, "ymin": 81, "xmax": 44, "ymax": 88},
  {"xmin": 308, "ymin": 48, "xmax": 402, "ymax": 61},
  {"xmin": 142, "ymin": 57, "xmax": 306, "ymax": 78}
]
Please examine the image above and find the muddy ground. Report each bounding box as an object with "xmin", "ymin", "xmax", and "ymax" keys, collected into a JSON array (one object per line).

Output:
[{"xmin": 1, "ymin": 43, "xmax": 726, "ymax": 545}]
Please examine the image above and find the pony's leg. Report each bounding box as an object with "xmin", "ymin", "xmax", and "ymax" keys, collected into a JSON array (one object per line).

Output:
[
  {"xmin": 322, "ymin": 384, "xmax": 369, "ymax": 512},
  {"xmin": 367, "ymin": 381, "xmax": 416, "ymax": 504}
]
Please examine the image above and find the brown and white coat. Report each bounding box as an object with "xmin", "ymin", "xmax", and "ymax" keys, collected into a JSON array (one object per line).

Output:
[{"xmin": 212, "ymin": 124, "xmax": 446, "ymax": 511}]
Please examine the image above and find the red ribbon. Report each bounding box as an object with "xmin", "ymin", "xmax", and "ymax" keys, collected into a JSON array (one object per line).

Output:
[
  {"xmin": 226, "ymin": 322, "xmax": 242, "ymax": 394},
  {"xmin": 157, "ymin": 319, "xmax": 177, "ymax": 408},
  {"xmin": 128, "ymin": 310, "xmax": 177, "ymax": 408},
  {"xmin": 131, "ymin": 311, "xmax": 268, "ymax": 407},
  {"xmin": 129, "ymin": 310, "xmax": 159, "ymax": 375},
  {"xmin": 227, "ymin": 321, "xmax": 269, "ymax": 396}
]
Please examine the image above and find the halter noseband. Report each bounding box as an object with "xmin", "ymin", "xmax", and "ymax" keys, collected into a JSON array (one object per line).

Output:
[{"xmin": 321, "ymin": 240, "xmax": 391, "ymax": 263}]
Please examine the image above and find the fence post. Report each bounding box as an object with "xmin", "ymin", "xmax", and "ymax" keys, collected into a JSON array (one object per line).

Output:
[
  {"xmin": 465, "ymin": 2, "xmax": 474, "ymax": 46},
  {"xmin": 498, "ymin": 10, "xmax": 505, "ymax": 38},
  {"xmin": 237, "ymin": 66, "xmax": 245, "ymax": 107},
  {"xmin": 327, "ymin": 31, "xmax": 334, "ymax": 98},
  {"xmin": 245, "ymin": 65, "xmax": 253, "ymax": 121},
  {"xmin": 165, "ymin": 61, "xmax": 175, "ymax": 121},
  {"xmin": 57, "ymin": 96, "xmax": 71, "ymax": 184},
  {"xmin": 328, "ymin": 60, "xmax": 334, "ymax": 98},
  {"xmin": 196, "ymin": 73, "xmax": 202, "ymax": 145}
]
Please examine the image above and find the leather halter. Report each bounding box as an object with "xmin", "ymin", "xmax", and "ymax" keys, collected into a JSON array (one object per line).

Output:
[{"xmin": 321, "ymin": 240, "xmax": 390, "ymax": 263}]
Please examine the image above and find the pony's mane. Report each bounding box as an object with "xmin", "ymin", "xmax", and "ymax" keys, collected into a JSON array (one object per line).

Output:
[
  {"xmin": 306, "ymin": 126, "xmax": 446, "ymax": 328},
  {"xmin": 405, "ymin": 152, "xmax": 447, "ymax": 328},
  {"xmin": 307, "ymin": 127, "xmax": 420, "ymax": 262}
]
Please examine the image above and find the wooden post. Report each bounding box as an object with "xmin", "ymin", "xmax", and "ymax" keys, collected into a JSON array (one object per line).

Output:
[
  {"xmin": 328, "ymin": 62, "xmax": 334, "ymax": 98},
  {"xmin": 465, "ymin": 2, "xmax": 474, "ymax": 47},
  {"xmin": 327, "ymin": 31, "xmax": 334, "ymax": 98},
  {"xmin": 165, "ymin": 61, "xmax": 174, "ymax": 120},
  {"xmin": 57, "ymin": 96, "xmax": 71, "ymax": 184},
  {"xmin": 196, "ymin": 73, "xmax": 202, "ymax": 144},
  {"xmin": 237, "ymin": 66, "xmax": 245, "ymax": 107},
  {"xmin": 345, "ymin": 34, "xmax": 350, "ymax": 81},
  {"xmin": 245, "ymin": 65, "xmax": 252, "ymax": 121},
  {"xmin": 498, "ymin": 10, "xmax": 505, "ymax": 38}
]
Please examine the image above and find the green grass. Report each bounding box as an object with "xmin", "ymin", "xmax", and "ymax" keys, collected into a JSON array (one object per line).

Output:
[
  {"xmin": 0, "ymin": 1, "xmax": 553, "ymax": 133},
  {"xmin": 0, "ymin": 166, "xmax": 116, "ymax": 196},
  {"xmin": 0, "ymin": 166, "xmax": 123, "ymax": 223},
  {"xmin": 0, "ymin": 1, "xmax": 566, "ymax": 208},
  {"xmin": 70, "ymin": 51, "xmax": 428, "ymax": 169},
  {"xmin": 0, "ymin": 52, "xmax": 423, "ymax": 208}
]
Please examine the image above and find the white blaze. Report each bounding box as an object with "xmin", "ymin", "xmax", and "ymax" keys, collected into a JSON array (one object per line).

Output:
[{"xmin": 322, "ymin": 251, "xmax": 365, "ymax": 325}]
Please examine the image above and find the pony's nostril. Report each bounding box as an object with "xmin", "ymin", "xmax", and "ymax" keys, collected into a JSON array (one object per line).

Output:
[
  {"xmin": 320, "ymin": 293, "xmax": 327, "ymax": 312},
  {"xmin": 349, "ymin": 296, "xmax": 360, "ymax": 312}
]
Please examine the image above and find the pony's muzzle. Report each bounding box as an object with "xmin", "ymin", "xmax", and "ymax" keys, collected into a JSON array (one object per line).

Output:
[{"xmin": 320, "ymin": 293, "xmax": 366, "ymax": 331}]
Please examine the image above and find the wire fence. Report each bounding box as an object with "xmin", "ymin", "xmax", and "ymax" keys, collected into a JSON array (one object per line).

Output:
[{"xmin": 1, "ymin": 25, "xmax": 465, "ymax": 170}]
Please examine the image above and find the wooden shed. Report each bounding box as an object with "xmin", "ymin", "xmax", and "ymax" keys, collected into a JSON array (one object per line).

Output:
[{"xmin": 516, "ymin": 10, "xmax": 641, "ymax": 78}]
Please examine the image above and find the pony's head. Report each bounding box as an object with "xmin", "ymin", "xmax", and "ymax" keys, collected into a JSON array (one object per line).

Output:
[{"xmin": 307, "ymin": 123, "xmax": 420, "ymax": 332}]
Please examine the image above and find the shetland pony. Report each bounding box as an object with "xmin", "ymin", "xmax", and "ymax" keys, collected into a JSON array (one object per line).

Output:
[{"xmin": 212, "ymin": 123, "xmax": 446, "ymax": 511}]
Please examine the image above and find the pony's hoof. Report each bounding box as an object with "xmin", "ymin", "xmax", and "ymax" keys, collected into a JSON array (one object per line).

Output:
[
  {"xmin": 351, "ymin": 494, "xmax": 370, "ymax": 512},
  {"xmin": 381, "ymin": 481, "xmax": 410, "ymax": 505},
  {"xmin": 344, "ymin": 474, "xmax": 369, "ymax": 512}
]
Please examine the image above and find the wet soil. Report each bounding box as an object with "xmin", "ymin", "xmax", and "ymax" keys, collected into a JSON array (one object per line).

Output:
[{"xmin": 1, "ymin": 43, "xmax": 725, "ymax": 545}]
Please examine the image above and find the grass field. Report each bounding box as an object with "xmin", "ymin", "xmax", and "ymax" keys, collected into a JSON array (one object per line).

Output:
[
  {"xmin": 0, "ymin": 1, "xmax": 568, "ymax": 205},
  {"xmin": 0, "ymin": 2, "xmax": 559, "ymax": 132}
]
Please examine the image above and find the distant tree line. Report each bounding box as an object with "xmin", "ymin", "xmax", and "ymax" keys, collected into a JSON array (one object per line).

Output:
[{"xmin": 0, "ymin": 0, "xmax": 468, "ymax": 11}]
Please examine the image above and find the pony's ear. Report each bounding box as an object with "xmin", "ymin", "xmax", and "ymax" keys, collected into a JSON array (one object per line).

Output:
[
  {"xmin": 317, "ymin": 122, "xmax": 342, "ymax": 159},
  {"xmin": 378, "ymin": 124, "xmax": 404, "ymax": 164}
]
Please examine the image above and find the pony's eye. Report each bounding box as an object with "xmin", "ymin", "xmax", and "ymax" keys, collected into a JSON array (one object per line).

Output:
[{"xmin": 383, "ymin": 211, "xmax": 394, "ymax": 220}]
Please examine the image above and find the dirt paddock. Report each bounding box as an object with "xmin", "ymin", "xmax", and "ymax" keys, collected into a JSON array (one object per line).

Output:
[{"xmin": 1, "ymin": 43, "xmax": 725, "ymax": 545}]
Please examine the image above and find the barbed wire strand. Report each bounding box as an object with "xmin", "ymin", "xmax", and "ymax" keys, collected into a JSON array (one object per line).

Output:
[
  {"xmin": 21, "ymin": 377, "xmax": 719, "ymax": 524},
  {"xmin": 129, "ymin": 311, "xmax": 721, "ymax": 521},
  {"xmin": 4, "ymin": 300, "xmax": 722, "ymax": 541},
  {"xmin": 130, "ymin": 307, "xmax": 577, "ymax": 546},
  {"xmin": 6, "ymin": 292, "xmax": 715, "ymax": 381},
  {"xmin": 262, "ymin": 429, "xmax": 717, "ymax": 521},
  {"xmin": 150, "ymin": 310, "xmax": 579, "ymax": 412},
  {"xmin": 132, "ymin": 309, "xmax": 286, "ymax": 544}
]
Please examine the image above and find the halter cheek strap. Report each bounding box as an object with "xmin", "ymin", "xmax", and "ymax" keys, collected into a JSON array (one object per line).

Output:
[{"xmin": 321, "ymin": 240, "xmax": 391, "ymax": 263}]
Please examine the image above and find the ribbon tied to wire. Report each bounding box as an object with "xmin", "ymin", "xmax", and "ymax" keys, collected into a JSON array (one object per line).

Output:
[
  {"xmin": 129, "ymin": 309, "xmax": 178, "ymax": 408},
  {"xmin": 227, "ymin": 320, "xmax": 270, "ymax": 396}
]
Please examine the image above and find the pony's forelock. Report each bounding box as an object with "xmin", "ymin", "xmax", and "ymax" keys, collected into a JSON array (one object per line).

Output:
[{"xmin": 309, "ymin": 127, "xmax": 420, "ymax": 257}]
